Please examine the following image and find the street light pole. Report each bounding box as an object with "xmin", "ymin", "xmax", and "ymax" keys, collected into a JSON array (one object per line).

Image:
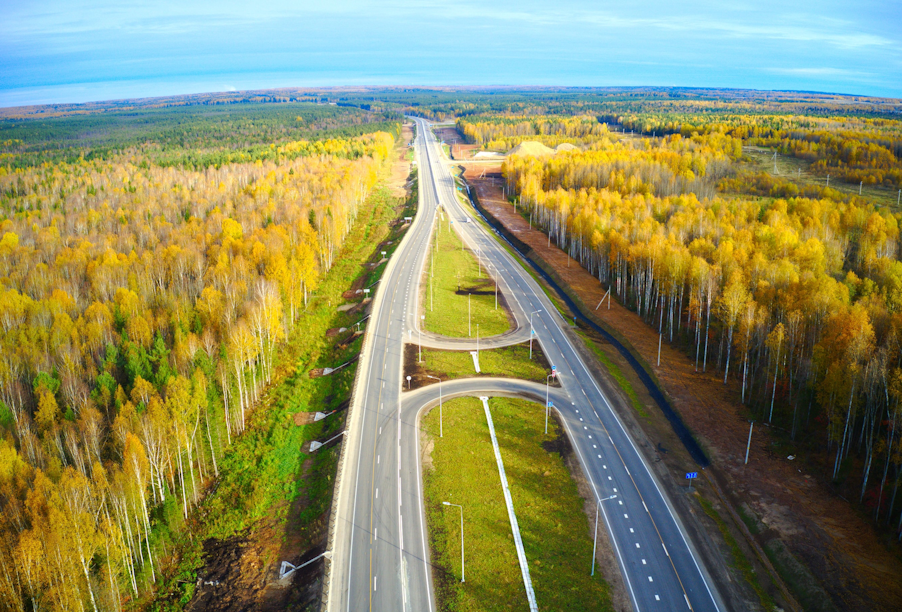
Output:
[
  {"xmin": 426, "ymin": 375, "xmax": 443, "ymax": 437},
  {"xmin": 488, "ymin": 263, "xmax": 498, "ymax": 310},
  {"xmin": 442, "ymin": 502, "xmax": 464, "ymax": 582},
  {"xmin": 545, "ymin": 374, "xmax": 553, "ymax": 434},
  {"xmin": 476, "ymin": 324, "xmax": 479, "ymax": 361},
  {"xmin": 419, "ymin": 315, "xmax": 424, "ymax": 362},
  {"xmin": 592, "ymin": 495, "xmax": 618, "ymax": 576},
  {"xmin": 468, "ymin": 293, "xmax": 471, "ymax": 337},
  {"xmin": 529, "ymin": 310, "xmax": 542, "ymax": 360}
]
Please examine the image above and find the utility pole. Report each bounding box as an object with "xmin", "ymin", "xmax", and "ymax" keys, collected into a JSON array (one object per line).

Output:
[
  {"xmin": 745, "ymin": 422, "xmax": 754, "ymax": 465},
  {"xmin": 529, "ymin": 310, "xmax": 542, "ymax": 359},
  {"xmin": 468, "ymin": 293, "xmax": 471, "ymax": 337}
]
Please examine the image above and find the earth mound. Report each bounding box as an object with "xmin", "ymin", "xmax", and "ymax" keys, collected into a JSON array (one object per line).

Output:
[{"xmin": 508, "ymin": 141, "xmax": 556, "ymax": 157}]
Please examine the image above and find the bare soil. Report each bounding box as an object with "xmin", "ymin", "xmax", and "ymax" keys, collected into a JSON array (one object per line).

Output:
[
  {"xmin": 463, "ymin": 165, "xmax": 902, "ymax": 612},
  {"xmin": 187, "ymin": 459, "xmax": 329, "ymax": 612},
  {"xmin": 434, "ymin": 126, "xmax": 480, "ymax": 160}
]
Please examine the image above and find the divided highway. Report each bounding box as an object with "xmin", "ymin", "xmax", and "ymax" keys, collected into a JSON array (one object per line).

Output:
[{"xmin": 326, "ymin": 119, "xmax": 725, "ymax": 611}]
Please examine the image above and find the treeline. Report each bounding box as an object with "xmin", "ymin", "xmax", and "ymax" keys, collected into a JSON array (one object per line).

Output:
[
  {"xmin": 509, "ymin": 132, "xmax": 740, "ymax": 203},
  {"xmin": 0, "ymin": 120, "xmax": 396, "ymax": 609},
  {"xmin": 0, "ymin": 102, "xmax": 401, "ymax": 169},
  {"xmin": 607, "ymin": 111, "xmax": 902, "ymax": 189},
  {"xmin": 504, "ymin": 133, "xmax": 902, "ymax": 537},
  {"xmin": 456, "ymin": 114, "xmax": 611, "ymax": 150}
]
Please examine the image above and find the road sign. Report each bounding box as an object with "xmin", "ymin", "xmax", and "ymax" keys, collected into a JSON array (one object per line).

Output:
[
  {"xmin": 552, "ymin": 365, "xmax": 557, "ymax": 371},
  {"xmin": 547, "ymin": 401, "xmax": 553, "ymax": 408},
  {"xmin": 686, "ymin": 472, "xmax": 698, "ymax": 479},
  {"xmin": 551, "ymin": 371, "xmax": 556, "ymax": 378}
]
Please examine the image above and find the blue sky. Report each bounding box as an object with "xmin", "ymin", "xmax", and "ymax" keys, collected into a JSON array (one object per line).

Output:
[{"xmin": 1, "ymin": 0, "xmax": 900, "ymax": 107}]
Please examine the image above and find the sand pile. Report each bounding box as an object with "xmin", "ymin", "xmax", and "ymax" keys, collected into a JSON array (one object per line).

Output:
[{"xmin": 508, "ymin": 141, "xmax": 556, "ymax": 157}]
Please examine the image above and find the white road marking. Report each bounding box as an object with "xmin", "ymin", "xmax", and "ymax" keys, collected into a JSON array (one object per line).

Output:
[
  {"xmin": 655, "ymin": 594, "xmax": 661, "ymax": 601},
  {"xmin": 376, "ymin": 489, "xmax": 379, "ymax": 499},
  {"xmin": 642, "ymin": 559, "xmax": 647, "ymax": 565},
  {"xmin": 648, "ymin": 576, "xmax": 654, "ymax": 582},
  {"xmin": 636, "ymin": 543, "xmax": 641, "ymax": 548}
]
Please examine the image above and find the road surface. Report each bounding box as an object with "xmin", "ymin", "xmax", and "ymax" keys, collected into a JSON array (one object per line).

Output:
[{"xmin": 326, "ymin": 118, "xmax": 724, "ymax": 612}]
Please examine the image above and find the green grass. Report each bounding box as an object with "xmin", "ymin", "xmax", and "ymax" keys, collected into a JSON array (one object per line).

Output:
[
  {"xmin": 419, "ymin": 343, "xmax": 553, "ymax": 383},
  {"xmin": 576, "ymin": 331, "xmax": 648, "ymax": 418},
  {"xmin": 423, "ymin": 397, "xmax": 613, "ymax": 612},
  {"xmin": 423, "ymin": 218, "xmax": 512, "ymax": 338},
  {"xmin": 696, "ymin": 495, "xmax": 777, "ymax": 611}
]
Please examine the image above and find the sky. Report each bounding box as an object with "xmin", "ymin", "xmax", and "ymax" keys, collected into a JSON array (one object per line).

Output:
[{"xmin": 1, "ymin": 0, "xmax": 900, "ymax": 107}]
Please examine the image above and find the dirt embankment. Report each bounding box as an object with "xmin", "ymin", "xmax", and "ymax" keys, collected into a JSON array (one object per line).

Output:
[
  {"xmin": 463, "ymin": 164, "xmax": 902, "ymax": 612},
  {"xmin": 434, "ymin": 125, "xmax": 480, "ymax": 160}
]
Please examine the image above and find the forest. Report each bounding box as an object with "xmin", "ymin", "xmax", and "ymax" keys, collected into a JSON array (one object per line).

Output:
[
  {"xmin": 2, "ymin": 86, "xmax": 902, "ymax": 610},
  {"xmin": 0, "ymin": 101, "xmax": 398, "ymax": 610},
  {"xmin": 497, "ymin": 111, "xmax": 902, "ymax": 540}
]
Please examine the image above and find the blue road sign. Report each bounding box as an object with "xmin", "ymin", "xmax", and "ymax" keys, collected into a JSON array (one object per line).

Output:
[
  {"xmin": 547, "ymin": 401, "xmax": 553, "ymax": 408},
  {"xmin": 552, "ymin": 365, "xmax": 557, "ymax": 371},
  {"xmin": 686, "ymin": 472, "xmax": 698, "ymax": 479}
]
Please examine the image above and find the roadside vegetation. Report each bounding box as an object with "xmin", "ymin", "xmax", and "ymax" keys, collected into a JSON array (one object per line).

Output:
[
  {"xmin": 422, "ymin": 214, "xmax": 511, "ymax": 338},
  {"xmin": 422, "ymin": 396, "xmax": 613, "ymax": 612},
  {"xmin": 0, "ymin": 101, "xmax": 408, "ymax": 610}
]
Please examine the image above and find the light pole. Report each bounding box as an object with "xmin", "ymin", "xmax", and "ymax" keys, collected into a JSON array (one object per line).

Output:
[
  {"xmin": 426, "ymin": 375, "xmax": 443, "ymax": 437},
  {"xmin": 476, "ymin": 324, "xmax": 479, "ymax": 361},
  {"xmin": 419, "ymin": 315, "xmax": 425, "ymax": 362},
  {"xmin": 592, "ymin": 495, "xmax": 618, "ymax": 576},
  {"xmin": 529, "ymin": 310, "xmax": 542, "ymax": 360},
  {"xmin": 468, "ymin": 293, "xmax": 472, "ymax": 337},
  {"xmin": 488, "ymin": 263, "xmax": 498, "ymax": 310},
  {"xmin": 545, "ymin": 374, "xmax": 553, "ymax": 434},
  {"xmin": 442, "ymin": 502, "xmax": 464, "ymax": 582}
]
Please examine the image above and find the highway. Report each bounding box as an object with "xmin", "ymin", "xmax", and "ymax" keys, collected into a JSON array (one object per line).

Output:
[{"xmin": 327, "ymin": 118, "xmax": 724, "ymax": 611}]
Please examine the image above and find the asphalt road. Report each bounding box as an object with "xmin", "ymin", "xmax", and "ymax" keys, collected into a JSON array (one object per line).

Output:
[{"xmin": 327, "ymin": 119, "xmax": 724, "ymax": 612}]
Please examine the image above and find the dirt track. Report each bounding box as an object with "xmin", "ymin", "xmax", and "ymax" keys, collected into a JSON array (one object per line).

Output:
[{"xmin": 463, "ymin": 163, "xmax": 902, "ymax": 612}]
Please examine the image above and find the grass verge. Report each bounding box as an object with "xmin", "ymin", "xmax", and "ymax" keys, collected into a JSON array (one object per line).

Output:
[
  {"xmin": 423, "ymin": 214, "xmax": 512, "ymax": 337},
  {"xmin": 404, "ymin": 342, "xmax": 559, "ymax": 390},
  {"xmin": 696, "ymin": 495, "xmax": 776, "ymax": 611},
  {"xmin": 576, "ymin": 330, "xmax": 648, "ymax": 418},
  {"xmin": 147, "ymin": 165, "xmax": 415, "ymax": 609},
  {"xmin": 423, "ymin": 396, "xmax": 613, "ymax": 612}
]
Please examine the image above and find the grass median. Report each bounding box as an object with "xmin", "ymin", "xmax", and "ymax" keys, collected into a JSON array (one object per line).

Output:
[
  {"xmin": 423, "ymin": 396, "xmax": 614, "ymax": 612},
  {"xmin": 423, "ymin": 215, "xmax": 512, "ymax": 338},
  {"xmin": 403, "ymin": 342, "xmax": 561, "ymax": 390}
]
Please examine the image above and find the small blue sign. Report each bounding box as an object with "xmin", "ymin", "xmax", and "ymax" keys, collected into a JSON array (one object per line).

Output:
[
  {"xmin": 552, "ymin": 365, "xmax": 557, "ymax": 371},
  {"xmin": 547, "ymin": 401, "xmax": 553, "ymax": 408},
  {"xmin": 686, "ymin": 472, "xmax": 698, "ymax": 479}
]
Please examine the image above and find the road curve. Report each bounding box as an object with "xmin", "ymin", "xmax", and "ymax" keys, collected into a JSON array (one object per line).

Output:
[{"xmin": 326, "ymin": 119, "xmax": 725, "ymax": 612}]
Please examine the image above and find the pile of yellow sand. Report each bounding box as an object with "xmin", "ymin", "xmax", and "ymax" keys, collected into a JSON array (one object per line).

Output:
[{"xmin": 507, "ymin": 141, "xmax": 556, "ymax": 157}]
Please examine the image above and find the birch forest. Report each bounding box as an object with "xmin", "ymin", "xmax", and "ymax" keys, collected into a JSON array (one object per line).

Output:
[
  {"xmin": 495, "ymin": 110, "xmax": 902, "ymax": 538},
  {"xmin": 0, "ymin": 102, "xmax": 398, "ymax": 610}
]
